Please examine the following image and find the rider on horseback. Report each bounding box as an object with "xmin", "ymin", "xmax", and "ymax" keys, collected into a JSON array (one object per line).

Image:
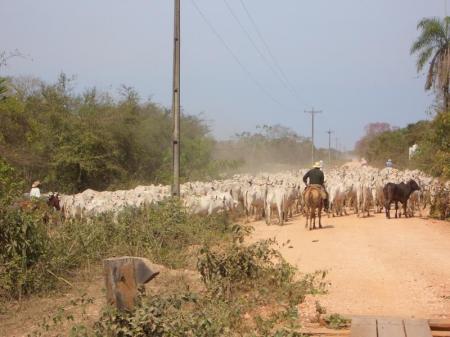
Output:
[{"xmin": 303, "ymin": 162, "xmax": 329, "ymax": 210}]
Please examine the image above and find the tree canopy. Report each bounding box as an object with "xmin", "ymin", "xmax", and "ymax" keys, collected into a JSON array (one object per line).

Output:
[
  {"xmin": 411, "ymin": 16, "xmax": 450, "ymax": 111},
  {"xmin": 0, "ymin": 75, "xmax": 220, "ymax": 193}
]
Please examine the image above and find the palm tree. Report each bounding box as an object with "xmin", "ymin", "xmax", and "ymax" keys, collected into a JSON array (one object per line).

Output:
[{"xmin": 411, "ymin": 17, "xmax": 450, "ymax": 112}]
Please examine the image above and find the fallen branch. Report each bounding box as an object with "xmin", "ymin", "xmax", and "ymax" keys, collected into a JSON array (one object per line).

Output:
[{"xmin": 46, "ymin": 269, "xmax": 74, "ymax": 288}]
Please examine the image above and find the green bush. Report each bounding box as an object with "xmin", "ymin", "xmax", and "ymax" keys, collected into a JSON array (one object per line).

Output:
[
  {"xmin": 355, "ymin": 113, "xmax": 449, "ymax": 178},
  {"xmin": 414, "ymin": 111, "xmax": 450, "ymax": 179},
  {"xmin": 197, "ymin": 238, "xmax": 327, "ymax": 302},
  {"xmin": 0, "ymin": 207, "xmax": 56, "ymax": 299},
  {"xmin": 0, "ymin": 158, "xmax": 23, "ymax": 205},
  {"xmin": 429, "ymin": 187, "xmax": 450, "ymax": 220},
  {"xmin": 92, "ymin": 293, "xmax": 232, "ymax": 337},
  {"xmin": 324, "ymin": 314, "xmax": 351, "ymax": 329},
  {"xmin": 0, "ymin": 200, "xmax": 235, "ymax": 301},
  {"xmin": 0, "ymin": 75, "xmax": 234, "ymax": 193},
  {"xmin": 88, "ymin": 238, "xmax": 327, "ymax": 337}
]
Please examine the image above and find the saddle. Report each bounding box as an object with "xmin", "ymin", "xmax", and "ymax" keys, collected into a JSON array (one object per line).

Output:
[{"xmin": 304, "ymin": 184, "xmax": 328, "ymax": 200}]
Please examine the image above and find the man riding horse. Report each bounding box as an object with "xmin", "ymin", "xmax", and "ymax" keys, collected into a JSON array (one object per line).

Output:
[{"xmin": 303, "ymin": 162, "xmax": 329, "ymax": 211}]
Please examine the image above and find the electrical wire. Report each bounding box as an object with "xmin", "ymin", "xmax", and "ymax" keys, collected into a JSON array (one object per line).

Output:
[
  {"xmin": 189, "ymin": 0, "xmax": 291, "ymax": 111},
  {"xmin": 222, "ymin": 0, "xmax": 292, "ymax": 92},
  {"xmin": 238, "ymin": 0, "xmax": 307, "ymax": 105}
]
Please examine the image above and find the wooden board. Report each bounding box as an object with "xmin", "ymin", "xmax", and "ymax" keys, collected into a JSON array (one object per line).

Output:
[
  {"xmin": 431, "ymin": 332, "xmax": 450, "ymax": 337},
  {"xmin": 429, "ymin": 320, "xmax": 450, "ymax": 331},
  {"xmin": 351, "ymin": 317, "xmax": 377, "ymax": 337},
  {"xmin": 377, "ymin": 319, "xmax": 406, "ymax": 337},
  {"xmin": 404, "ymin": 320, "xmax": 432, "ymax": 337}
]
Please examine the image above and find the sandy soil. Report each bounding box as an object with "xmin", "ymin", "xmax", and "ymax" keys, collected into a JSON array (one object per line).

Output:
[{"xmin": 250, "ymin": 212, "xmax": 450, "ymax": 319}]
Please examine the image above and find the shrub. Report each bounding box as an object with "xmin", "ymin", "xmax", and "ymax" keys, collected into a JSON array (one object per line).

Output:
[
  {"xmin": 429, "ymin": 187, "xmax": 450, "ymax": 220},
  {"xmin": 197, "ymin": 238, "xmax": 327, "ymax": 303},
  {"xmin": 88, "ymin": 237, "xmax": 328, "ymax": 337},
  {"xmin": 0, "ymin": 158, "xmax": 23, "ymax": 205},
  {"xmin": 324, "ymin": 314, "xmax": 351, "ymax": 329},
  {"xmin": 92, "ymin": 292, "xmax": 233, "ymax": 337},
  {"xmin": 0, "ymin": 206, "xmax": 55, "ymax": 299},
  {"xmin": 0, "ymin": 200, "xmax": 235, "ymax": 301}
]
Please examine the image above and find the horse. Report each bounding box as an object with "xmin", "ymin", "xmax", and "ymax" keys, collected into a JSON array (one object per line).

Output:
[
  {"xmin": 47, "ymin": 192, "xmax": 61, "ymax": 211},
  {"xmin": 304, "ymin": 186, "xmax": 324, "ymax": 230},
  {"xmin": 14, "ymin": 192, "xmax": 62, "ymax": 224}
]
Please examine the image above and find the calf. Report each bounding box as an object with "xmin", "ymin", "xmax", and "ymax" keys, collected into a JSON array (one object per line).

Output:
[{"xmin": 383, "ymin": 179, "xmax": 420, "ymax": 219}]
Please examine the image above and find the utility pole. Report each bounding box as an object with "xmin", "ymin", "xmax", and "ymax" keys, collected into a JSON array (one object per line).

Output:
[
  {"xmin": 171, "ymin": 0, "xmax": 181, "ymax": 197},
  {"xmin": 334, "ymin": 136, "xmax": 338, "ymax": 161},
  {"xmin": 326, "ymin": 129, "xmax": 334, "ymax": 166},
  {"xmin": 304, "ymin": 108, "xmax": 322, "ymax": 165}
]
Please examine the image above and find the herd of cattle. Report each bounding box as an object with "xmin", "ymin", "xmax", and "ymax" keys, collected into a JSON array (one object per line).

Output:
[{"xmin": 57, "ymin": 164, "xmax": 450, "ymax": 224}]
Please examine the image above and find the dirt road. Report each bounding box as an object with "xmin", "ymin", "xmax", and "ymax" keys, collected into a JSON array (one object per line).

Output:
[{"xmin": 250, "ymin": 213, "xmax": 450, "ymax": 319}]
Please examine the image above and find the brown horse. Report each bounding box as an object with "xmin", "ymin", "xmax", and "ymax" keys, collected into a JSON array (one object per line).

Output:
[
  {"xmin": 47, "ymin": 193, "xmax": 61, "ymax": 211},
  {"xmin": 304, "ymin": 186, "xmax": 323, "ymax": 230},
  {"xmin": 14, "ymin": 193, "xmax": 62, "ymax": 224}
]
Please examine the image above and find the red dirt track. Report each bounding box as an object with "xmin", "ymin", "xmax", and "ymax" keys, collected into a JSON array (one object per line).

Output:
[{"xmin": 250, "ymin": 213, "xmax": 450, "ymax": 319}]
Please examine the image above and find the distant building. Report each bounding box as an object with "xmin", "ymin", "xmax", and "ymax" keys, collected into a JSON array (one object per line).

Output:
[{"xmin": 409, "ymin": 144, "xmax": 418, "ymax": 160}]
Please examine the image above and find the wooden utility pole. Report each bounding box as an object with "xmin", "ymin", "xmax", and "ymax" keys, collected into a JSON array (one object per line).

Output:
[
  {"xmin": 326, "ymin": 129, "xmax": 334, "ymax": 166},
  {"xmin": 171, "ymin": 0, "xmax": 181, "ymax": 197},
  {"xmin": 334, "ymin": 136, "xmax": 338, "ymax": 161},
  {"xmin": 304, "ymin": 108, "xmax": 322, "ymax": 165}
]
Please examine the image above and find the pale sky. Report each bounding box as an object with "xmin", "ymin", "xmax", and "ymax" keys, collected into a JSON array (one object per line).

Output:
[{"xmin": 1, "ymin": 0, "xmax": 446, "ymax": 149}]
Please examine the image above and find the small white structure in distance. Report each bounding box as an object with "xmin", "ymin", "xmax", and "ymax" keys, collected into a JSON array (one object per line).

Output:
[{"xmin": 409, "ymin": 144, "xmax": 418, "ymax": 160}]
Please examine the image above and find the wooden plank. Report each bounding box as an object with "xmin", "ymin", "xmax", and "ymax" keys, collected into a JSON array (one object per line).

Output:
[
  {"xmin": 429, "ymin": 320, "xmax": 450, "ymax": 331},
  {"xmin": 377, "ymin": 319, "xmax": 406, "ymax": 337},
  {"xmin": 404, "ymin": 320, "xmax": 432, "ymax": 337},
  {"xmin": 350, "ymin": 317, "xmax": 377, "ymax": 337},
  {"xmin": 432, "ymin": 332, "xmax": 450, "ymax": 337}
]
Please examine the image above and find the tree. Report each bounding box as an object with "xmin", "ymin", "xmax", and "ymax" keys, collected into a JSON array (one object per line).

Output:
[
  {"xmin": 414, "ymin": 112, "xmax": 450, "ymax": 179},
  {"xmin": 1, "ymin": 50, "xmax": 25, "ymax": 101},
  {"xmin": 411, "ymin": 17, "xmax": 450, "ymax": 112},
  {"xmin": 355, "ymin": 122, "xmax": 392, "ymax": 156},
  {"xmin": 0, "ymin": 75, "xmax": 228, "ymax": 193},
  {"xmin": 0, "ymin": 78, "xmax": 7, "ymax": 100},
  {"xmin": 363, "ymin": 122, "xmax": 392, "ymax": 137}
]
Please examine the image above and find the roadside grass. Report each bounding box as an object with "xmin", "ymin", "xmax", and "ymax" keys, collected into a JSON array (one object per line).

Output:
[
  {"xmin": 73, "ymin": 235, "xmax": 327, "ymax": 337},
  {"xmin": 323, "ymin": 313, "xmax": 351, "ymax": 330},
  {"xmin": 1, "ymin": 198, "xmax": 329, "ymax": 336},
  {"xmin": 0, "ymin": 199, "xmax": 234, "ymax": 301}
]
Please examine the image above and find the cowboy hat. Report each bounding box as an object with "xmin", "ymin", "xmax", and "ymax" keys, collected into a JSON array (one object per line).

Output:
[
  {"xmin": 32, "ymin": 180, "xmax": 41, "ymax": 188},
  {"xmin": 313, "ymin": 162, "xmax": 321, "ymax": 168}
]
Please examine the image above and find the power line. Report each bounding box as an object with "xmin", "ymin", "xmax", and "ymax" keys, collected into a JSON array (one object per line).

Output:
[
  {"xmin": 238, "ymin": 0, "xmax": 306, "ymax": 105},
  {"xmin": 190, "ymin": 0, "xmax": 291, "ymax": 111},
  {"xmin": 222, "ymin": 0, "xmax": 293, "ymax": 93}
]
